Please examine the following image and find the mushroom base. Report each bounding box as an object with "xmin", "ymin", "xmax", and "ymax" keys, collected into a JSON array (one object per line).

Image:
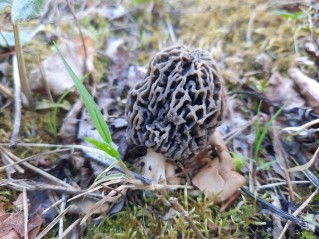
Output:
[
  {"xmin": 141, "ymin": 148, "xmax": 167, "ymax": 183},
  {"xmin": 134, "ymin": 148, "xmax": 180, "ymax": 184}
]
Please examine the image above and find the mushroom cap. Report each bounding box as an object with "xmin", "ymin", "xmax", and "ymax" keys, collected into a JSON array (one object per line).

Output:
[{"xmin": 126, "ymin": 46, "xmax": 225, "ymax": 161}]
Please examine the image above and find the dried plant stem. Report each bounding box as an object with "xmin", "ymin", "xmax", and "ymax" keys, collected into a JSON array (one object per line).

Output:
[
  {"xmin": 35, "ymin": 206, "xmax": 71, "ymax": 239},
  {"xmin": 270, "ymin": 193, "xmax": 283, "ymax": 239},
  {"xmin": 161, "ymin": 196, "xmax": 206, "ymax": 239},
  {"xmin": 1, "ymin": 147, "xmax": 74, "ymax": 188},
  {"xmin": 23, "ymin": 188, "xmax": 28, "ymax": 239},
  {"xmin": 272, "ymin": 120, "xmax": 294, "ymax": 199},
  {"xmin": 65, "ymin": 0, "xmax": 88, "ymax": 73},
  {"xmin": 13, "ymin": 24, "xmax": 32, "ymax": 109},
  {"xmin": 0, "ymin": 148, "xmax": 70, "ymax": 171},
  {"xmin": 58, "ymin": 193, "xmax": 67, "ymax": 237},
  {"xmin": 10, "ymin": 55, "xmax": 22, "ymax": 148},
  {"xmin": 241, "ymin": 186, "xmax": 314, "ymax": 230},
  {"xmin": 58, "ymin": 218, "xmax": 81, "ymax": 239},
  {"xmin": 278, "ymin": 189, "xmax": 318, "ymax": 239}
]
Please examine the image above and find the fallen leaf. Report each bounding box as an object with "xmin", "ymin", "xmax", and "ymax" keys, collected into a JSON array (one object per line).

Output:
[
  {"xmin": 266, "ymin": 72, "xmax": 305, "ymax": 109},
  {"xmin": 0, "ymin": 194, "xmax": 43, "ymax": 239},
  {"xmin": 289, "ymin": 68, "xmax": 319, "ymax": 114},
  {"xmin": 192, "ymin": 131, "xmax": 246, "ymax": 202},
  {"xmin": 29, "ymin": 36, "xmax": 94, "ymax": 96}
]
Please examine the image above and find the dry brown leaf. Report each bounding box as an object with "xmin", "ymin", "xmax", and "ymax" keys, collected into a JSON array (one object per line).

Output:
[
  {"xmin": 29, "ymin": 36, "xmax": 94, "ymax": 96},
  {"xmin": 192, "ymin": 131, "xmax": 245, "ymax": 202},
  {"xmin": 0, "ymin": 194, "xmax": 43, "ymax": 239},
  {"xmin": 289, "ymin": 68, "xmax": 319, "ymax": 114},
  {"xmin": 266, "ymin": 72, "xmax": 305, "ymax": 109},
  {"xmin": 192, "ymin": 151, "xmax": 245, "ymax": 203}
]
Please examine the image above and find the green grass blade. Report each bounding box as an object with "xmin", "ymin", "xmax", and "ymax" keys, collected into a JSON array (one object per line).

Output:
[
  {"xmin": 253, "ymin": 101, "xmax": 262, "ymax": 160},
  {"xmin": 54, "ymin": 43, "xmax": 112, "ymax": 144},
  {"xmin": 85, "ymin": 137, "xmax": 120, "ymax": 160},
  {"xmin": 254, "ymin": 103, "xmax": 286, "ymax": 161}
]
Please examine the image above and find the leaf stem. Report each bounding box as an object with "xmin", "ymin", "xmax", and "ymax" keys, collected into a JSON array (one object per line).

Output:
[{"xmin": 13, "ymin": 23, "xmax": 33, "ymax": 109}]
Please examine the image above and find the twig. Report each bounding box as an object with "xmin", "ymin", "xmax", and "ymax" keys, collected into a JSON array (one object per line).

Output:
[
  {"xmin": 246, "ymin": 7, "xmax": 257, "ymax": 46},
  {"xmin": 10, "ymin": 55, "xmax": 22, "ymax": 148},
  {"xmin": 58, "ymin": 218, "xmax": 81, "ymax": 239},
  {"xmin": 35, "ymin": 206, "xmax": 71, "ymax": 239},
  {"xmin": 0, "ymin": 148, "xmax": 24, "ymax": 174},
  {"xmin": 65, "ymin": 0, "xmax": 88, "ymax": 73},
  {"xmin": 161, "ymin": 196, "xmax": 206, "ymax": 239},
  {"xmin": 37, "ymin": 54, "xmax": 53, "ymax": 102},
  {"xmin": 0, "ymin": 148, "xmax": 70, "ymax": 171},
  {"xmin": 272, "ymin": 119, "xmax": 294, "ymax": 199},
  {"xmin": 2, "ymin": 179, "xmax": 97, "ymax": 197},
  {"xmin": 280, "ymin": 118, "xmax": 319, "ymax": 136},
  {"xmin": 0, "ymin": 31, "xmax": 10, "ymax": 47},
  {"xmin": 287, "ymin": 145, "xmax": 319, "ymax": 172},
  {"xmin": 1, "ymin": 147, "xmax": 74, "ymax": 188},
  {"xmin": 0, "ymin": 142, "xmax": 152, "ymax": 185},
  {"xmin": 13, "ymin": 24, "xmax": 33, "ymax": 108},
  {"xmin": 295, "ymin": 149, "xmax": 319, "ymax": 190},
  {"xmin": 58, "ymin": 193, "xmax": 67, "ymax": 238},
  {"xmin": 270, "ymin": 193, "xmax": 283, "ymax": 239},
  {"xmin": 23, "ymin": 188, "xmax": 29, "ymax": 239},
  {"xmin": 0, "ymin": 82, "xmax": 14, "ymax": 99},
  {"xmin": 166, "ymin": 17, "xmax": 176, "ymax": 43},
  {"xmin": 278, "ymin": 189, "xmax": 318, "ymax": 239},
  {"xmin": 257, "ymin": 180, "xmax": 309, "ymax": 189},
  {"xmin": 241, "ymin": 186, "xmax": 314, "ymax": 230},
  {"xmin": 170, "ymin": 197, "xmax": 205, "ymax": 239}
]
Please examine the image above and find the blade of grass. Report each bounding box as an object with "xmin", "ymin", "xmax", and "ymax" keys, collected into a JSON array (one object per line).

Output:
[
  {"xmin": 54, "ymin": 43, "xmax": 112, "ymax": 145},
  {"xmin": 254, "ymin": 103, "xmax": 286, "ymax": 164},
  {"xmin": 85, "ymin": 137, "xmax": 120, "ymax": 160},
  {"xmin": 253, "ymin": 101, "xmax": 262, "ymax": 160}
]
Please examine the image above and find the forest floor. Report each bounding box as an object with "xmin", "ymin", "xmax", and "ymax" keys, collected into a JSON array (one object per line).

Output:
[{"xmin": 0, "ymin": 0, "xmax": 319, "ymax": 238}]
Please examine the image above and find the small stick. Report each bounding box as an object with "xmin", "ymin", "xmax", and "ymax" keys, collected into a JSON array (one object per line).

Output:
[
  {"xmin": 241, "ymin": 186, "xmax": 314, "ymax": 230},
  {"xmin": 13, "ymin": 24, "xmax": 33, "ymax": 108},
  {"xmin": 2, "ymin": 147, "xmax": 74, "ymax": 188},
  {"xmin": 65, "ymin": 0, "xmax": 88, "ymax": 73},
  {"xmin": 0, "ymin": 149, "xmax": 24, "ymax": 174},
  {"xmin": 162, "ymin": 196, "xmax": 206, "ymax": 239},
  {"xmin": 0, "ymin": 148, "xmax": 69, "ymax": 171},
  {"xmin": 58, "ymin": 193, "xmax": 67, "ymax": 238},
  {"xmin": 23, "ymin": 188, "xmax": 29, "ymax": 239},
  {"xmin": 37, "ymin": 54, "xmax": 53, "ymax": 102},
  {"xmin": 270, "ymin": 193, "xmax": 283, "ymax": 239},
  {"xmin": 58, "ymin": 218, "xmax": 81, "ymax": 239},
  {"xmin": 272, "ymin": 119, "xmax": 294, "ymax": 199},
  {"xmin": 278, "ymin": 189, "xmax": 318, "ymax": 239},
  {"xmin": 10, "ymin": 55, "xmax": 22, "ymax": 148},
  {"xmin": 35, "ymin": 206, "xmax": 71, "ymax": 239}
]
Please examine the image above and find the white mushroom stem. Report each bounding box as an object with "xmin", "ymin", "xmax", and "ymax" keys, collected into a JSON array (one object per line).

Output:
[{"xmin": 142, "ymin": 148, "xmax": 167, "ymax": 183}]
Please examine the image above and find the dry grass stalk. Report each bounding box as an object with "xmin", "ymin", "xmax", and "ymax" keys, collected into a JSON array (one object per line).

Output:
[{"xmin": 278, "ymin": 189, "xmax": 318, "ymax": 238}]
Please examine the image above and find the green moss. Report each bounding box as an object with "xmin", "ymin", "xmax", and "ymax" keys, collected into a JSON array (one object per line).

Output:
[{"xmin": 85, "ymin": 191, "xmax": 266, "ymax": 238}]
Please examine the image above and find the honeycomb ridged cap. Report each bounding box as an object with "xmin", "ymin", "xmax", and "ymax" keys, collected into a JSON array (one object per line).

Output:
[{"xmin": 126, "ymin": 46, "xmax": 225, "ymax": 160}]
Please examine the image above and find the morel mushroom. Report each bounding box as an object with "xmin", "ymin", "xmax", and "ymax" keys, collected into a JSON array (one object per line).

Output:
[{"xmin": 126, "ymin": 46, "xmax": 225, "ymax": 182}]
